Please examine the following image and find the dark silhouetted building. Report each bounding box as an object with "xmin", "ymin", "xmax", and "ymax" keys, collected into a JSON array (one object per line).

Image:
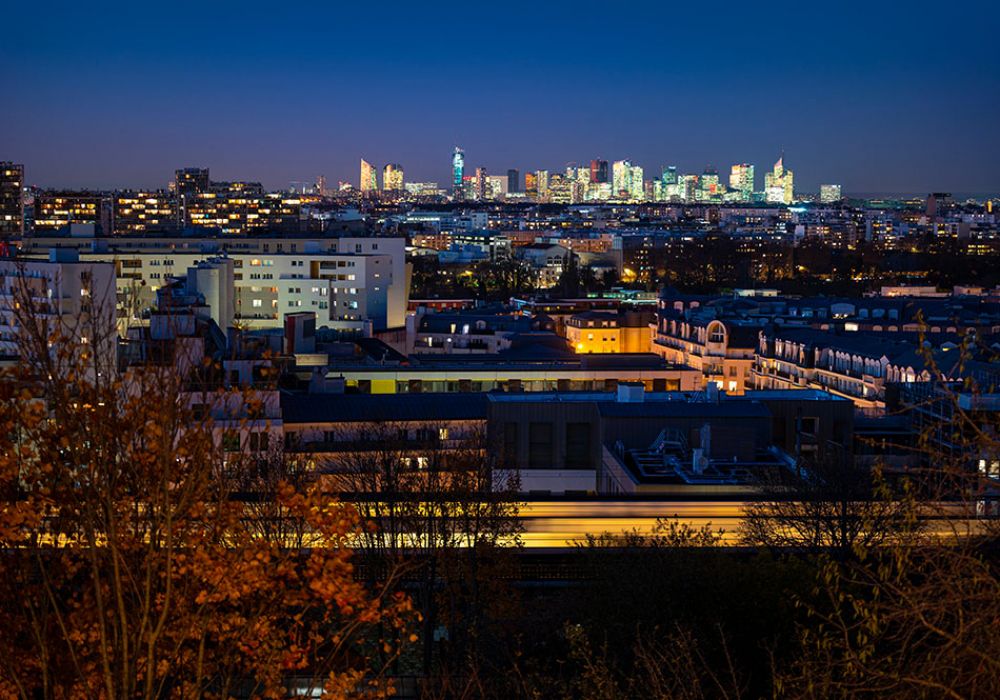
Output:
[
  {"xmin": 590, "ymin": 159, "xmax": 609, "ymax": 184},
  {"xmin": 507, "ymin": 168, "xmax": 519, "ymax": 193},
  {"xmin": 0, "ymin": 162, "xmax": 23, "ymax": 239}
]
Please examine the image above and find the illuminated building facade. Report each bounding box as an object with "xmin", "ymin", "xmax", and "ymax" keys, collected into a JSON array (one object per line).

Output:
[
  {"xmin": 612, "ymin": 160, "xmax": 644, "ymax": 201},
  {"xmin": 486, "ymin": 175, "xmax": 508, "ymax": 200},
  {"xmin": 0, "ymin": 162, "xmax": 23, "ymax": 238},
  {"xmin": 820, "ymin": 184, "xmax": 842, "ymax": 203},
  {"xmin": 535, "ymin": 170, "xmax": 549, "ymax": 202},
  {"xmin": 174, "ymin": 168, "xmax": 209, "ymax": 195},
  {"xmin": 182, "ymin": 191, "xmax": 301, "ymax": 235},
  {"xmin": 764, "ymin": 156, "xmax": 794, "ymax": 204},
  {"xmin": 612, "ymin": 160, "xmax": 629, "ymax": 198},
  {"xmin": 699, "ymin": 166, "xmax": 721, "ymax": 201},
  {"xmin": 383, "ymin": 163, "xmax": 404, "ymax": 191},
  {"xmin": 590, "ymin": 159, "xmax": 609, "ymax": 184},
  {"xmin": 34, "ymin": 192, "xmax": 112, "ymax": 234},
  {"xmin": 113, "ymin": 191, "xmax": 177, "ymax": 234},
  {"xmin": 524, "ymin": 171, "xmax": 537, "ymax": 199},
  {"xmin": 475, "ymin": 167, "xmax": 487, "ymax": 201},
  {"xmin": 729, "ymin": 163, "xmax": 755, "ymax": 202},
  {"xmin": 452, "ymin": 147, "xmax": 465, "ymax": 199},
  {"xmin": 566, "ymin": 310, "xmax": 653, "ymax": 354},
  {"xmin": 360, "ymin": 159, "xmax": 378, "ymax": 192}
]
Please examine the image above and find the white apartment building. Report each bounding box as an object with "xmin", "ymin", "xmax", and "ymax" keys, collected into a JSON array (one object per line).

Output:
[
  {"xmin": 23, "ymin": 235, "xmax": 409, "ymax": 333},
  {"xmin": 0, "ymin": 249, "xmax": 116, "ymax": 365}
]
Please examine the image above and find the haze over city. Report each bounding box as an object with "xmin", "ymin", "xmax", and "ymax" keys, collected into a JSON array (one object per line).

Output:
[{"xmin": 2, "ymin": 0, "xmax": 998, "ymax": 193}]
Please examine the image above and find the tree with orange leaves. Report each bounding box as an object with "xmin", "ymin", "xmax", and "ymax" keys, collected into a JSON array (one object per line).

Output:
[{"xmin": 0, "ymin": 269, "xmax": 416, "ymax": 699}]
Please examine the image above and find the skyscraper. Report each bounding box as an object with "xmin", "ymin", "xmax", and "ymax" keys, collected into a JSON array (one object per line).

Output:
[
  {"xmin": 383, "ymin": 163, "xmax": 404, "ymax": 191},
  {"xmin": 612, "ymin": 160, "xmax": 630, "ymax": 198},
  {"xmin": 700, "ymin": 166, "xmax": 721, "ymax": 201},
  {"xmin": 360, "ymin": 159, "xmax": 377, "ymax": 192},
  {"xmin": 729, "ymin": 163, "xmax": 755, "ymax": 202},
  {"xmin": 524, "ymin": 171, "xmax": 537, "ymax": 199},
  {"xmin": 628, "ymin": 164, "xmax": 644, "ymax": 201},
  {"xmin": 764, "ymin": 155, "xmax": 794, "ymax": 205},
  {"xmin": 475, "ymin": 167, "xmax": 487, "ymax": 201},
  {"xmin": 819, "ymin": 184, "xmax": 842, "ymax": 203},
  {"xmin": 507, "ymin": 169, "xmax": 520, "ymax": 193},
  {"xmin": 0, "ymin": 163, "xmax": 24, "ymax": 239},
  {"xmin": 612, "ymin": 161, "xmax": 644, "ymax": 201},
  {"xmin": 590, "ymin": 159, "xmax": 609, "ymax": 184},
  {"xmin": 452, "ymin": 147, "xmax": 465, "ymax": 200},
  {"xmin": 535, "ymin": 170, "xmax": 549, "ymax": 202}
]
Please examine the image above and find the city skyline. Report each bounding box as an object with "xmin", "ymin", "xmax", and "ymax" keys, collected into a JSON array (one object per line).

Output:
[{"xmin": 2, "ymin": 1, "xmax": 998, "ymax": 194}]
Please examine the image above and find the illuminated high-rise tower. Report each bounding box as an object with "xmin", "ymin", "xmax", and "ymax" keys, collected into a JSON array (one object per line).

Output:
[
  {"xmin": 729, "ymin": 164, "xmax": 755, "ymax": 202},
  {"xmin": 475, "ymin": 167, "xmax": 487, "ymax": 200},
  {"xmin": 764, "ymin": 155, "xmax": 794, "ymax": 204},
  {"xmin": 360, "ymin": 159, "xmax": 377, "ymax": 192},
  {"xmin": 452, "ymin": 147, "xmax": 465, "ymax": 200},
  {"xmin": 628, "ymin": 164, "xmax": 644, "ymax": 201},
  {"xmin": 700, "ymin": 166, "xmax": 721, "ymax": 201},
  {"xmin": 525, "ymin": 172, "xmax": 537, "ymax": 199},
  {"xmin": 612, "ymin": 160, "xmax": 630, "ymax": 198},
  {"xmin": 612, "ymin": 160, "xmax": 644, "ymax": 201},
  {"xmin": 819, "ymin": 184, "xmax": 842, "ymax": 203},
  {"xmin": 0, "ymin": 163, "xmax": 24, "ymax": 239},
  {"xmin": 535, "ymin": 170, "xmax": 549, "ymax": 201},
  {"xmin": 590, "ymin": 159, "xmax": 609, "ymax": 183},
  {"xmin": 383, "ymin": 163, "xmax": 403, "ymax": 191}
]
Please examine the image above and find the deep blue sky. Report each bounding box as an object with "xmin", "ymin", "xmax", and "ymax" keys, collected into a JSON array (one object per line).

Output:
[{"xmin": 2, "ymin": 0, "xmax": 998, "ymax": 194}]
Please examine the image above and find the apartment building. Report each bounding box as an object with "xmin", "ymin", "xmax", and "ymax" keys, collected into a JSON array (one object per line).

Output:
[
  {"xmin": 22, "ymin": 234, "xmax": 410, "ymax": 333},
  {"xmin": 0, "ymin": 249, "xmax": 116, "ymax": 366}
]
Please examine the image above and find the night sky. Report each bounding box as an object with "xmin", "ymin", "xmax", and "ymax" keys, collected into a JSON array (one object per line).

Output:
[{"xmin": 2, "ymin": 0, "xmax": 998, "ymax": 194}]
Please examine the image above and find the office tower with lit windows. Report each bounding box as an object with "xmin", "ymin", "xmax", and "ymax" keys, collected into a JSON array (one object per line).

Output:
[
  {"xmin": 699, "ymin": 166, "xmax": 721, "ymax": 201},
  {"xmin": 764, "ymin": 155, "xmax": 794, "ymax": 204},
  {"xmin": 729, "ymin": 163, "xmax": 755, "ymax": 202},
  {"xmin": 819, "ymin": 184, "xmax": 842, "ymax": 203},
  {"xmin": 0, "ymin": 163, "xmax": 24, "ymax": 239},
  {"xmin": 486, "ymin": 175, "xmax": 509, "ymax": 200},
  {"xmin": 474, "ymin": 167, "xmax": 487, "ymax": 201},
  {"xmin": 452, "ymin": 147, "xmax": 465, "ymax": 200},
  {"xmin": 652, "ymin": 167, "xmax": 678, "ymax": 202},
  {"xmin": 524, "ymin": 171, "xmax": 537, "ymax": 199},
  {"xmin": 507, "ymin": 169, "xmax": 519, "ymax": 193},
  {"xmin": 34, "ymin": 192, "xmax": 112, "ymax": 234},
  {"xmin": 680, "ymin": 175, "xmax": 699, "ymax": 203},
  {"xmin": 383, "ymin": 164, "xmax": 404, "ymax": 192},
  {"xmin": 590, "ymin": 159, "xmax": 609, "ymax": 184},
  {"xmin": 612, "ymin": 161, "xmax": 644, "ymax": 201},
  {"xmin": 628, "ymin": 164, "xmax": 644, "ymax": 201},
  {"xmin": 612, "ymin": 160, "xmax": 629, "ymax": 198},
  {"xmin": 360, "ymin": 159, "xmax": 378, "ymax": 192},
  {"xmin": 535, "ymin": 170, "xmax": 549, "ymax": 202}
]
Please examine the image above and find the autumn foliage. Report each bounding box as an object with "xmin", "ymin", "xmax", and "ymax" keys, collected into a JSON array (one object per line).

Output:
[{"xmin": 0, "ymin": 288, "xmax": 416, "ymax": 699}]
